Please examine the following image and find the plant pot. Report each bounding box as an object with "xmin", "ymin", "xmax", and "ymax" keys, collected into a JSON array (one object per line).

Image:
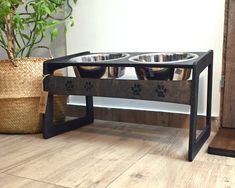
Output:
[{"xmin": 0, "ymin": 58, "xmax": 67, "ymax": 133}]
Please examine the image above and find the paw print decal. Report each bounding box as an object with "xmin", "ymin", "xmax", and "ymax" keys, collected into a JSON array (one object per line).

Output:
[
  {"xmin": 131, "ymin": 84, "xmax": 142, "ymax": 96},
  {"xmin": 84, "ymin": 81, "xmax": 94, "ymax": 92},
  {"xmin": 65, "ymin": 80, "xmax": 74, "ymax": 92},
  {"xmin": 155, "ymin": 85, "xmax": 167, "ymax": 98}
]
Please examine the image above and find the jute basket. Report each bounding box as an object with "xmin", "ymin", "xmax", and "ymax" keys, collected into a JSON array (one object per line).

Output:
[{"xmin": 0, "ymin": 58, "xmax": 67, "ymax": 133}]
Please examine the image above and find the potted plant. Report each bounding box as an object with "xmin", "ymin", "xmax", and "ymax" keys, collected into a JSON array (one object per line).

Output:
[{"xmin": 0, "ymin": 0, "xmax": 77, "ymax": 133}]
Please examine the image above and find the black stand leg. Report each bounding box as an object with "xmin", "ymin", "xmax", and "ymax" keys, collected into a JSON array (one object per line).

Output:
[
  {"xmin": 188, "ymin": 63, "xmax": 212, "ymax": 161},
  {"xmin": 43, "ymin": 95, "xmax": 94, "ymax": 139},
  {"xmin": 85, "ymin": 96, "xmax": 94, "ymax": 122}
]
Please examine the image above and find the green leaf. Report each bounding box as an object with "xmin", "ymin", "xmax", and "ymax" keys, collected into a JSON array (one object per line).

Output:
[
  {"xmin": 64, "ymin": 25, "xmax": 67, "ymax": 33},
  {"xmin": 44, "ymin": 6, "xmax": 52, "ymax": 15},
  {"xmin": 50, "ymin": 27, "xmax": 58, "ymax": 41},
  {"xmin": 0, "ymin": 0, "xmax": 79, "ymax": 59},
  {"xmin": 70, "ymin": 16, "xmax": 74, "ymax": 27}
]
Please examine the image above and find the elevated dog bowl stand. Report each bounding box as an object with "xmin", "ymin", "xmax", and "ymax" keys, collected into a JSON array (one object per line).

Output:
[{"xmin": 43, "ymin": 51, "xmax": 213, "ymax": 161}]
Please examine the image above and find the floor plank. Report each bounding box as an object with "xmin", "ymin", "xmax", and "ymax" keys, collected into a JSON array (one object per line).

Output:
[
  {"xmin": 3, "ymin": 121, "xmax": 164, "ymax": 188},
  {"xmin": 106, "ymin": 154, "xmax": 235, "ymax": 188},
  {"xmin": 0, "ymin": 173, "xmax": 65, "ymax": 188},
  {"xmin": 196, "ymin": 132, "xmax": 235, "ymax": 167},
  {"xmin": 0, "ymin": 122, "xmax": 106, "ymax": 172},
  {"xmin": 0, "ymin": 120, "xmax": 234, "ymax": 188}
]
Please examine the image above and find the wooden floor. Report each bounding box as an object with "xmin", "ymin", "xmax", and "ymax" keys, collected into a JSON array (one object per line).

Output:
[{"xmin": 0, "ymin": 120, "xmax": 235, "ymax": 188}]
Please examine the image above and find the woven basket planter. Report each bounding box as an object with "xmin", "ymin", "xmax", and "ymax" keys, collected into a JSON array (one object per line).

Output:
[{"xmin": 0, "ymin": 58, "xmax": 67, "ymax": 133}]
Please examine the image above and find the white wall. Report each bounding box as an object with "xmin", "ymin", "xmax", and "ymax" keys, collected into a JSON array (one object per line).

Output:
[{"xmin": 66, "ymin": 0, "xmax": 225, "ymax": 116}]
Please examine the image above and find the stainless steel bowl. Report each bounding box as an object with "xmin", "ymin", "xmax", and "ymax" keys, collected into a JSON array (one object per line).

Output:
[
  {"xmin": 129, "ymin": 52, "xmax": 198, "ymax": 80},
  {"xmin": 74, "ymin": 53, "xmax": 129, "ymax": 78}
]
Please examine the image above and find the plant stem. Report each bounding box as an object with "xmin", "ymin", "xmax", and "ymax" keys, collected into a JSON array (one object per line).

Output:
[
  {"xmin": 26, "ymin": 33, "xmax": 43, "ymax": 57},
  {"xmin": 4, "ymin": 12, "xmax": 15, "ymax": 60},
  {"xmin": 13, "ymin": 30, "xmax": 21, "ymax": 49}
]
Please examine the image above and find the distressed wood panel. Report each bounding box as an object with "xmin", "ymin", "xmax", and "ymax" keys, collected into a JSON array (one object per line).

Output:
[
  {"xmin": 222, "ymin": 0, "xmax": 235, "ymax": 128},
  {"xmin": 44, "ymin": 76, "xmax": 191, "ymax": 104},
  {"xmin": 222, "ymin": 63, "xmax": 235, "ymax": 128},
  {"xmin": 66, "ymin": 105, "xmax": 218, "ymax": 132}
]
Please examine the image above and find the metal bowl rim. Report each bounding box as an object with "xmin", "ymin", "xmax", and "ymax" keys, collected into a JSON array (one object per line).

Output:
[
  {"xmin": 129, "ymin": 52, "xmax": 199, "ymax": 63},
  {"xmin": 74, "ymin": 53, "xmax": 130, "ymax": 62}
]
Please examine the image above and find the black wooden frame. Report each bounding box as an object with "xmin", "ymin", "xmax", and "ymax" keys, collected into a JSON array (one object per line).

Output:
[{"xmin": 43, "ymin": 51, "xmax": 213, "ymax": 161}]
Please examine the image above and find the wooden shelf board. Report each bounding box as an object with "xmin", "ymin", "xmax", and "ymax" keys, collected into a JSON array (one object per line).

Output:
[{"xmin": 208, "ymin": 128, "xmax": 235, "ymax": 157}]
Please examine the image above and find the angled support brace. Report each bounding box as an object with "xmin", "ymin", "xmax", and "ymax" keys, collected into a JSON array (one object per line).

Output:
[{"xmin": 43, "ymin": 96, "xmax": 94, "ymax": 139}]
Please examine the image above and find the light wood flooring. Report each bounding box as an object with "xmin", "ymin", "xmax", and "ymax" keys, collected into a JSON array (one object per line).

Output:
[{"xmin": 0, "ymin": 120, "xmax": 235, "ymax": 188}]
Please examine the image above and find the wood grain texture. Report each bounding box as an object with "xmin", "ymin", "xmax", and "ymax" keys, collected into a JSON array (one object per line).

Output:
[
  {"xmin": 106, "ymin": 154, "xmax": 235, "ymax": 188},
  {"xmin": 222, "ymin": 0, "xmax": 235, "ymax": 128},
  {"xmin": 0, "ymin": 174, "xmax": 64, "ymax": 188},
  {"xmin": 66, "ymin": 105, "xmax": 218, "ymax": 132},
  {"xmin": 44, "ymin": 76, "xmax": 192, "ymax": 104},
  {"xmin": 208, "ymin": 128, "xmax": 235, "ymax": 157},
  {"xmin": 220, "ymin": 0, "xmax": 229, "ymax": 122},
  {"xmin": 3, "ymin": 121, "xmax": 163, "ymax": 188},
  {"xmin": 0, "ymin": 124, "xmax": 107, "ymax": 172},
  {"xmin": 0, "ymin": 120, "xmax": 234, "ymax": 188}
]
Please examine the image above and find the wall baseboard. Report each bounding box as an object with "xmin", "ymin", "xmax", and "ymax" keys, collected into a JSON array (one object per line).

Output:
[{"xmin": 66, "ymin": 105, "xmax": 219, "ymax": 132}]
